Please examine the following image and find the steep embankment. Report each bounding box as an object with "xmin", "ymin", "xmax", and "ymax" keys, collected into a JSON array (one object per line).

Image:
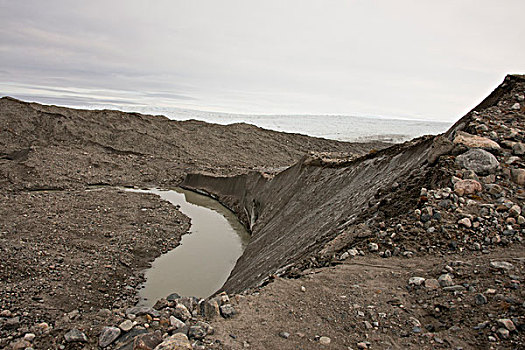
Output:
[{"xmin": 182, "ymin": 75, "xmax": 525, "ymax": 296}]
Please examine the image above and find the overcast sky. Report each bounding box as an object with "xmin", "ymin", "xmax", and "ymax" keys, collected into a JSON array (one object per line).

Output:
[{"xmin": 1, "ymin": 0, "xmax": 524, "ymax": 121}]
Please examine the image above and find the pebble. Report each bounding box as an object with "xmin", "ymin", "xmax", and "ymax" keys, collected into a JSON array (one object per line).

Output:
[
  {"xmin": 490, "ymin": 261, "xmax": 514, "ymax": 270},
  {"xmin": 319, "ymin": 336, "xmax": 331, "ymax": 345},
  {"xmin": 511, "ymin": 102, "xmax": 521, "ymax": 110},
  {"xmin": 368, "ymin": 243, "xmax": 379, "ymax": 252},
  {"xmin": 220, "ymin": 304, "xmax": 237, "ymax": 318},
  {"xmin": 509, "ymin": 204, "xmax": 521, "ymax": 217},
  {"xmin": 408, "ymin": 277, "xmax": 425, "ymax": 286},
  {"xmin": 279, "ymin": 331, "xmax": 290, "ymax": 339},
  {"xmin": 99, "ymin": 326, "xmax": 121, "ymax": 348},
  {"xmin": 169, "ymin": 315, "xmax": 185, "ymax": 329},
  {"xmin": 458, "ymin": 218, "xmax": 472, "ymax": 228},
  {"xmin": 425, "ymin": 278, "xmax": 440, "ymax": 290},
  {"xmin": 119, "ymin": 319, "xmax": 134, "ymax": 332},
  {"xmin": 357, "ymin": 342, "xmax": 368, "ymax": 349},
  {"xmin": 474, "ymin": 293, "xmax": 487, "ymax": 305},
  {"xmin": 64, "ymin": 329, "xmax": 88, "ymax": 343},
  {"xmin": 438, "ymin": 274, "xmax": 454, "ymax": 287},
  {"xmin": 23, "ymin": 333, "xmax": 36, "ymax": 342},
  {"xmin": 497, "ymin": 328, "xmax": 510, "ymax": 339}
]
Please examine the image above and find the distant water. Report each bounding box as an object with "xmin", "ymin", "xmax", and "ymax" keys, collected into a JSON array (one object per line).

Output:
[{"xmin": 79, "ymin": 104, "xmax": 452, "ymax": 143}]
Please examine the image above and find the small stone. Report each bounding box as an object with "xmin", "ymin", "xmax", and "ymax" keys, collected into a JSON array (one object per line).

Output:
[
  {"xmin": 154, "ymin": 333, "xmax": 192, "ymax": 350},
  {"xmin": 348, "ymin": 248, "xmax": 359, "ymax": 257},
  {"xmin": 511, "ymin": 102, "xmax": 521, "ymax": 110},
  {"xmin": 119, "ymin": 319, "xmax": 134, "ymax": 332},
  {"xmin": 368, "ymin": 243, "xmax": 379, "ymax": 252},
  {"xmin": 9, "ymin": 339, "xmax": 31, "ymax": 350},
  {"xmin": 474, "ymin": 294, "xmax": 487, "ymax": 305},
  {"xmin": 0, "ymin": 310, "xmax": 12, "ymax": 317},
  {"xmin": 509, "ymin": 205, "xmax": 521, "ymax": 217},
  {"xmin": 153, "ymin": 298, "xmax": 169, "ymax": 310},
  {"xmin": 438, "ymin": 274, "xmax": 454, "ymax": 287},
  {"xmin": 443, "ymin": 285, "xmax": 466, "ymax": 292},
  {"xmin": 126, "ymin": 306, "xmax": 160, "ymax": 318},
  {"xmin": 488, "ymin": 335, "xmax": 497, "ymax": 342},
  {"xmin": 278, "ymin": 331, "xmax": 290, "ymax": 339},
  {"xmin": 497, "ymin": 328, "xmax": 510, "ymax": 339},
  {"xmin": 458, "ymin": 218, "xmax": 472, "ymax": 228},
  {"xmin": 340, "ymin": 252, "xmax": 350, "ymax": 260},
  {"xmin": 300, "ymin": 286, "xmax": 306, "ymax": 292},
  {"xmin": 188, "ymin": 324, "xmax": 208, "ymax": 340},
  {"xmin": 99, "ymin": 326, "xmax": 121, "ymax": 348},
  {"xmin": 512, "ymin": 142, "xmax": 525, "ymax": 155},
  {"xmin": 23, "ymin": 333, "xmax": 36, "ymax": 342},
  {"xmin": 408, "ymin": 277, "xmax": 426, "ymax": 286},
  {"xmin": 424, "ymin": 279, "xmax": 440, "ymax": 290},
  {"xmin": 357, "ymin": 342, "xmax": 368, "ymax": 349},
  {"xmin": 166, "ymin": 292, "xmax": 181, "ymax": 302},
  {"xmin": 319, "ymin": 336, "xmax": 331, "ymax": 345},
  {"xmin": 518, "ymin": 216, "xmax": 525, "ymax": 225},
  {"xmin": 510, "ymin": 168, "xmax": 525, "ymax": 185},
  {"xmin": 64, "ymin": 329, "xmax": 88, "ymax": 343},
  {"xmin": 497, "ymin": 319, "xmax": 516, "ymax": 331},
  {"xmin": 490, "ymin": 261, "xmax": 514, "ymax": 270},
  {"xmin": 220, "ymin": 304, "xmax": 236, "ymax": 318}
]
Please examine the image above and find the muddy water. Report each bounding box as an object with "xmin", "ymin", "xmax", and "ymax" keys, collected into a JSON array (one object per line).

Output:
[{"xmin": 128, "ymin": 188, "xmax": 250, "ymax": 306}]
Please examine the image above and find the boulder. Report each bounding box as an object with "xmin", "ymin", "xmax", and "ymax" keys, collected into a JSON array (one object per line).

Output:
[
  {"xmin": 453, "ymin": 131, "xmax": 501, "ymax": 150},
  {"xmin": 456, "ymin": 149, "xmax": 499, "ymax": 175}
]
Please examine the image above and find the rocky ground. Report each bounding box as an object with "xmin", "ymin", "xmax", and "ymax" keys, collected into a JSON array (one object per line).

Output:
[{"xmin": 0, "ymin": 75, "xmax": 524, "ymax": 349}]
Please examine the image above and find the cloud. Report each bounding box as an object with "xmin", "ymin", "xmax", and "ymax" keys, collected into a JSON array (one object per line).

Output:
[{"xmin": 0, "ymin": 0, "xmax": 524, "ymax": 121}]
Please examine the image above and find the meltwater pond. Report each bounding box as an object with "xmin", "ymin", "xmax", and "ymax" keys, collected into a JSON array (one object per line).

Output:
[{"xmin": 128, "ymin": 188, "xmax": 250, "ymax": 306}]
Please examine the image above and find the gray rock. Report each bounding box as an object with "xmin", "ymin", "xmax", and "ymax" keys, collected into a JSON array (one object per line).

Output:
[
  {"xmin": 188, "ymin": 324, "xmax": 207, "ymax": 340},
  {"xmin": 509, "ymin": 205, "xmax": 522, "ymax": 217},
  {"xmin": 64, "ymin": 329, "xmax": 88, "ymax": 343},
  {"xmin": 220, "ymin": 304, "xmax": 236, "ymax": 318},
  {"xmin": 203, "ymin": 299, "xmax": 220, "ymax": 320},
  {"xmin": 278, "ymin": 331, "xmax": 290, "ymax": 339},
  {"xmin": 443, "ymin": 285, "xmax": 466, "ymax": 292},
  {"xmin": 339, "ymin": 251, "xmax": 350, "ymax": 260},
  {"xmin": 348, "ymin": 248, "xmax": 359, "ymax": 257},
  {"xmin": 512, "ymin": 142, "xmax": 525, "ymax": 155},
  {"xmin": 474, "ymin": 293, "xmax": 487, "ymax": 305},
  {"xmin": 368, "ymin": 242, "xmax": 379, "ymax": 252},
  {"xmin": 408, "ymin": 277, "xmax": 425, "ymax": 286},
  {"xmin": 166, "ymin": 292, "xmax": 181, "ymax": 301},
  {"xmin": 118, "ymin": 319, "xmax": 134, "ymax": 332},
  {"xmin": 438, "ymin": 274, "xmax": 454, "ymax": 287},
  {"xmin": 169, "ymin": 316, "xmax": 185, "ymax": 329},
  {"xmin": 173, "ymin": 304, "xmax": 192, "ymax": 322},
  {"xmin": 456, "ymin": 149, "xmax": 499, "ymax": 175},
  {"xmin": 511, "ymin": 102, "xmax": 521, "ymax": 110},
  {"xmin": 497, "ymin": 327, "xmax": 510, "ymax": 339},
  {"xmin": 319, "ymin": 336, "xmax": 331, "ymax": 345},
  {"xmin": 490, "ymin": 261, "xmax": 514, "ymax": 270},
  {"xmin": 99, "ymin": 326, "xmax": 121, "ymax": 348},
  {"xmin": 125, "ymin": 306, "xmax": 160, "ymax": 318}
]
